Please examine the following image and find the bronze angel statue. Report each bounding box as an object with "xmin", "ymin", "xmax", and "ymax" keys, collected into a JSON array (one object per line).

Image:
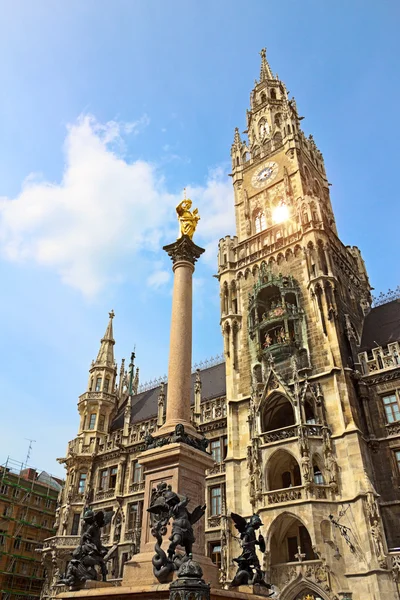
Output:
[
  {"xmin": 147, "ymin": 482, "xmax": 206, "ymax": 582},
  {"xmin": 60, "ymin": 509, "xmax": 114, "ymax": 588},
  {"xmin": 230, "ymin": 512, "xmax": 272, "ymax": 591}
]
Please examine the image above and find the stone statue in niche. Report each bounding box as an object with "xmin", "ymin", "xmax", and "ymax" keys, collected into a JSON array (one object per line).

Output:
[
  {"xmin": 147, "ymin": 481, "xmax": 206, "ymax": 583},
  {"xmin": 230, "ymin": 513, "xmax": 272, "ymax": 592}
]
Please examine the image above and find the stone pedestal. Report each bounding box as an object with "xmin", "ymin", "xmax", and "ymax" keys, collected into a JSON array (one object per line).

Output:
[{"xmin": 123, "ymin": 442, "xmax": 219, "ymax": 587}]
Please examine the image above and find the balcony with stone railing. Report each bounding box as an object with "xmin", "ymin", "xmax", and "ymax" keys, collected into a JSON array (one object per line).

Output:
[
  {"xmin": 261, "ymin": 423, "xmax": 323, "ymax": 446},
  {"xmin": 389, "ymin": 551, "xmax": 400, "ymax": 581},
  {"xmin": 207, "ymin": 515, "xmax": 222, "ymax": 529},
  {"xmin": 128, "ymin": 481, "xmax": 145, "ymax": 494},
  {"xmin": 201, "ymin": 397, "xmax": 226, "ymax": 423},
  {"xmin": 206, "ymin": 462, "xmax": 226, "ymax": 477},
  {"xmin": 270, "ymin": 559, "xmax": 330, "ymax": 591},
  {"xmin": 359, "ymin": 342, "xmax": 400, "ymax": 376},
  {"xmin": 264, "ymin": 483, "xmax": 331, "ymax": 505},
  {"xmin": 95, "ymin": 488, "xmax": 116, "ymax": 501},
  {"xmin": 78, "ymin": 391, "xmax": 116, "ymax": 405},
  {"xmin": 42, "ymin": 535, "xmax": 80, "ymax": 550}
]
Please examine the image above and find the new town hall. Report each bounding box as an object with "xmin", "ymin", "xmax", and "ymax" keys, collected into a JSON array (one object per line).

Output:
[{"xmin": 42, "ymin": 50, "xmax": 400, "ymax": 600}]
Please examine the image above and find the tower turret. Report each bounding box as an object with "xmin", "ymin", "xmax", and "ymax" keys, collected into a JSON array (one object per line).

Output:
[{"xmin": 78, "ymin": 311, "xmax": 118, "ymax": 441}]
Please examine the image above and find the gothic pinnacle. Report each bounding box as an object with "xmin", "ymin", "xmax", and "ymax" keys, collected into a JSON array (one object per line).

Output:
[
  {"xmin": 93, "ymin": 310, "xmax": 116, "ymax": 368},
  {"xmin": 233, "ymin": 127, "xmax": 242, "ymax": 146},
  {"xmin": 259, "ymin": 47, "xmax": 273, "ymax": 81}
]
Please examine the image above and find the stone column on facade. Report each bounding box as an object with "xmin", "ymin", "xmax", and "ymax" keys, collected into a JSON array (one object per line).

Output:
[{"xmin": 157, "ymin": 235, "xmax": 205, "ymax": 438}]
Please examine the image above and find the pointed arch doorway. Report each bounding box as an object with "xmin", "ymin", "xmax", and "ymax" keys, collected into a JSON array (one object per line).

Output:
[
  {"xmin": 281, "ymin": 584, "xmax": 330, "ymax": 600},
  {"xmin": 293, "ymin": 592, "xmax": 326, "ymax": 600},
  {"xmin": 278, "ymin": 577, "xmax": 332, "ymax": 600}
]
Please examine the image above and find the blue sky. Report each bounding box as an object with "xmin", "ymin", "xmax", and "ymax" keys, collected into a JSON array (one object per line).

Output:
[{"xmin": 0, "ymin": 1, "xmax": 399, "ymax": 476}]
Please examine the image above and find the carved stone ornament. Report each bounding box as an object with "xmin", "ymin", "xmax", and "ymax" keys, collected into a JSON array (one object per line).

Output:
[
  {"xmin": 145, "ymin": 424, "xmax": 209, "ymax": 453},
  {"xmin": 163, "ymin": 235, "xmax": 205, "ymax": 266}
]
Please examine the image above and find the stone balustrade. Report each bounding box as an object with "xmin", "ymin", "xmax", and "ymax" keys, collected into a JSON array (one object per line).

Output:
[
  {"xmin": 386, "ymin": 422, "xmax": 400, "ymax": 437},
  {"xmin": 264, "ymin": 483, "xmax": 331, "ymax": 505},
  {"xmin": 389, "ymin": 551, "xmax": 400, "ymax": 581},
  {"xmin": 265, "ymin": 486, "xmax": 304, "ymax": 504},
  {"xmin": 95, "ymin": 488, "xmax": 116, "ymax": 501},
  {"xmin": 270, "ymin": 559, "xmax": 329, "ymax": 591},
  {"xmin": 206, "ymin": 462, "xmax": 226, "ymax": 476},
  {"xmin": 207, "ymin": 515, "xmax": 222, "ymax": 528},
  {"xmin": 42, "ymin": 535, "xmax": 80, "ymax": 549},
  {"xmin": 261, "ymin": 423, "xmax": 323, "ymax": 445},
  {"xmin": 359, "ymin": 342, "xmax": 400, "ymax": 375},
  {"xmin": 201, "ymin": 397, "xmax": 226, "ymax": 423},
  {"xmin": 128, "ymin": 481, "xmax": 145, "ymax": 493},
  {"xmin": 261, "ymin": 425, "xmax": 297, "ymax": 444}
]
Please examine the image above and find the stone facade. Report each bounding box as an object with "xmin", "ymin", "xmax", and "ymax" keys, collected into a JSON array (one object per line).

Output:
[{"xmin": 41, "ymin": 50, "xmax": 400, "ymax": 600}]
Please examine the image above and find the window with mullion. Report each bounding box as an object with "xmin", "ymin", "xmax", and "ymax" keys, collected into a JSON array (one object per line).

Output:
[
  {"xmin": 211, "ymin": 439, "xmax": 221, "ymax": 463},
  {"xmin": 383, "ymin": 393, "xmax": 400, "ymax": 423},
  {"xmin": 210, "ymin": 486, "xmax": 221, "ymax": 516},
  {"xmin": 99, "ymin": 469, "xmax": 108, "ymax": 491}
]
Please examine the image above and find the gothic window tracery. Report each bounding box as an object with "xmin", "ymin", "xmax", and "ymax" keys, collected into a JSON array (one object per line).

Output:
[{"xmin": 254, "ymin": 209, "xmax": 266, "ymax": 233}]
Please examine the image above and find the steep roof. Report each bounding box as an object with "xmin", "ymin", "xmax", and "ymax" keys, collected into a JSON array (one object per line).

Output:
[
  {"xmin": 111, "ymin": 361, "xmax": 226, "ymax": 431},
  {"xmin": 360, "ymin": 300, "xmax": 400, "ymax": 351}
]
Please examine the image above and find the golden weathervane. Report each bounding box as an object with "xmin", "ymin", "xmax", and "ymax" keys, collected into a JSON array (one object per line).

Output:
[{"xmin": 176, "ymin": 188, "xmax": 200, "ymax": 240}]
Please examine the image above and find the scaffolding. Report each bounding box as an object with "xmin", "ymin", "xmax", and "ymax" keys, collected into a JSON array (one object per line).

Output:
[{"xmin": 0, "ymin": 457, "xmax": 62, "ymax": 600}]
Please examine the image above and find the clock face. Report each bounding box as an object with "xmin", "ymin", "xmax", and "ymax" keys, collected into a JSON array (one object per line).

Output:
[{"xmin": 251, "ymin": 161, "xmax": 278, "ymax": 188}]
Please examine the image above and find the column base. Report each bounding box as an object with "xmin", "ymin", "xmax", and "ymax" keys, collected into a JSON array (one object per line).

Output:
[
  {"xmin": 123, "ymin": 552, "xmax": 219, "ymax": 587},
  {"xmin": 122, "ymin": 442, "xmax": 218, "ymax": 588},
  {"xmin": 156, "ymin": 419, "xmax": 203, "ymax": 439}
]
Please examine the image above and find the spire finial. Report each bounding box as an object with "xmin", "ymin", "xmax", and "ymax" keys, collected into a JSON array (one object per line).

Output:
[
  {"xmin": 259, "ymin": 47, "xmax": 273, "ymax": 82},
  {"xmin": 109, "ymin": 309, "xmax": 115, "ymax": 320}
]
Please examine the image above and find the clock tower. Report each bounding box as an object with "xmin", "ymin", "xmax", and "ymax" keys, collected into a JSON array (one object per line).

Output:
[{"xmin": 218, "ymin": 49, "xmax": 394, "ymax": 599}]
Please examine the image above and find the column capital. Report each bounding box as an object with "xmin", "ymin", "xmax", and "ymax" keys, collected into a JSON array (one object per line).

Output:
[{"xmin": 163, "ymin": 235, "xmax": 205, "ymax": 266}]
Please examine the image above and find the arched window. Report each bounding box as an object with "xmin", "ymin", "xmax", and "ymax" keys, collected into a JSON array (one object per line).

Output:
[
  {"xmin": 267, "ymin": 450, "xmax": 301, "ymax": 490},
  {"xmin": 262, "ymin": 395, "xmax": 295, "ymax": 432},
  {"xmin": 254, "ymin": 210, "xmax": 266, "ymax": 233},
  {"xmin": 313, "ymin": 464, "xmax": 324, "ymax": 485},
  {"xmin": 304, "ymin": 400, "xmax": 316, "ymax": 424},
  {"xmin": 287, "ymin": 123, "xmax": 291, "ymax": 134},
  {"xmin": 236, "ymin": 157, "xmax": 240, "ymax": 166},
  {"xmin": 78, "ymin": 472, "xmax": 87, "ymax": 494},
  {"xmin": 104, "ymin": 378, "xmax": 110, "ymax": 393},
  {"xmin": 261, "ymin": 92, "xmax": 266, "ymax": 104},
  {"xmin": 270, "ymin": 89, "xmax": 276, "ymax": 100},
  {"xmin": 274, "ymin": 113, "xmax": 281, "ymax": 127},
  {"xmin": 95, "ymin": 377, "xmax": 102, "ymax": 392},
  {"xmin": 273, "ymin": 131, "xmax": 282, "ymax": 146},
  {"xmin": 270, "ymin": 514, "xmax": 317, "ymax": 565}
]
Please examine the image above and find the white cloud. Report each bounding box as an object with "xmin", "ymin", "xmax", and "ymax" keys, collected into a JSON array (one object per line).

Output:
[
  {"xmin": 0, "ymin": 115, "xmax": 234, "ymax": 297},
  {"xmin": 146, "ymin": 269, "xmax": 170, "ymax": 289}
]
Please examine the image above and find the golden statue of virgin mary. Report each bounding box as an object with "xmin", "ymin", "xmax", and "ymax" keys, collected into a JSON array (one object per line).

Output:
[{"xmin": 176, "ymin": 193, "xmax": 200, "ymax": 240}]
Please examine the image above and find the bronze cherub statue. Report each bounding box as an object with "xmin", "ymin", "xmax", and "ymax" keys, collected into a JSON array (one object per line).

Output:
[
  {"xmin": 230, "ymin": 512, "xmax": 272, "ymax": 592},
  {"xmin": 147, "ymin": 482, "xmax": 206, "ymax": 582}
]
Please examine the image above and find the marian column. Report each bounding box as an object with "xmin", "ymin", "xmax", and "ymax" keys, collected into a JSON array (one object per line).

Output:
[
  {"xmin": 160, "ymin": 233, "xmax": 204, "ymax": 435},
  {"xmin": 123, "ymin": 195, "xmax": 218, "ymax": 587}
]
